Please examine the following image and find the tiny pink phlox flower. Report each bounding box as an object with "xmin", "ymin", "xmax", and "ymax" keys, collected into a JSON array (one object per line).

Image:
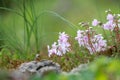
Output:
[
  {"xmin": 75, "ymin": 30, "xmax": 87, "ymax": 47},
  {"xmin": 107, "ymin": 14, "xmax": 114, "ymax": 21},
  {"xmin": 86, "ymin": 46, "xmax": 95, "ymax": 55},
  {"xmin": 47, "ymin": 42, "xmax": 57, "ymax": 57},
  {"xmin": 58, "ymin": 32, "xmax": 69, "ymax": 43},
  {"xmin": 83, "ymin": 36, "xmax": 89, "ymax": 44},
  {"xmin": 48, "ymin": 32, "xmax": 71, "ymax": 57},
  {"xmin": 92, "ymin": 19, "xmax": 99, "ymax": 26},
  {"xmin": 92, "ymin": 34, "xmax": 107, "ymax": 52},
  {"xmin": 103, "ymin": 20, "xmax": 115, "ymax": 31}
]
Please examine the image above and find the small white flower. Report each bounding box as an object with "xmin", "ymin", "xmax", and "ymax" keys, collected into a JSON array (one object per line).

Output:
[{"xmin": 118, "ymin": 14, "xmax": 120, "ymax": 17}]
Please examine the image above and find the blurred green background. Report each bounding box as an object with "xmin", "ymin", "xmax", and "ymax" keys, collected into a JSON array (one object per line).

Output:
[{"xmin": 0, "ymin": 0, "xmax": 120, "ymax": 53}]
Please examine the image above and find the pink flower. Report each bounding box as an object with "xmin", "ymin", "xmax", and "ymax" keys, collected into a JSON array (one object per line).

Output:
[
  {"xmin": 107, "ymin": 14, "xmax": 114, "ymax": 21},
  {"xmin": 75, "ymin": 30, "xmax": 85, "ymax": 47},
  {"xmin": 58, "ymin": 32, "xmax": 69, "ymax": 43},
  {"xmin": 92, "ymin": 19, "xmax": 99, "ymax": 26},
  {"xmin": 56, "ymin": 50, "xmax": 62, "ymax": 56},
  {"xmin": 83, "ymin": 36, "xmax": 89, "ymax": 44},
  {"xmin": 93, "ymin": 34, "xmax": 107, "ymax": 52},
  {"xmin": 47, "ymin": 42, "xmax": 57, "ymax": 57},
  {"xmin": 103, "ymin": 21, "xmax": 115, "ymax": 31},
  {"xmin": 94, "ymin": 34, "xmax": 103, "ymax": 41}
]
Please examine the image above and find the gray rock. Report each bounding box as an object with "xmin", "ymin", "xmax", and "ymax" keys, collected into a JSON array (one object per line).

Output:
[
  {"xmin": 18, "ymin": 60, "xmax": 61, "ymax": 77},
  {"xmin": 69, "ymin": 64, "xmax": 88, "ymax": 75},
  {"xmin": 61, "ymin": 64, "xmax": 88, "ymax": 75},
  {"xmin": 10, "ymin": 70, "xmax": 30, "ymax": 80},
  {"xmin": 18, "ymin": 61, "xmax": 37, "ymax": 73},
  {"xmin": 18, "ymin": 59, "xmax": 88, "ymax": 78}
]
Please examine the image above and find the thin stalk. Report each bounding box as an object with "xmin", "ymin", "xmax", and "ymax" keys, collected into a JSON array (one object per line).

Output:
[
  {"xmin": 102, "ymin": 27, "xmax": 110, "ymax": 45},
  {"xmin": 114, "ymin": 20, "xmax": 120, "ymax": 55}
]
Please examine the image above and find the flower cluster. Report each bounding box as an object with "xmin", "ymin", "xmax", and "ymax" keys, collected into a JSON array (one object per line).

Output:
[
  {"xmin": 92, "ymin": 13, "xmax": 120, "ymax": 31},
  {"xmin": 47, "ymin": 32, "xmax": 71, "ymax": 57},
  {"xmin": 75, "ymin": 29, "xmax": 107, "ymax": 54},
  {"xmin": 92, "ymin": 12, "xmax": 120, "ymax": 45},
  {"xmin": 47, "ymin": 11, "xmax": 120, "ymax": 56}
]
